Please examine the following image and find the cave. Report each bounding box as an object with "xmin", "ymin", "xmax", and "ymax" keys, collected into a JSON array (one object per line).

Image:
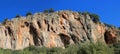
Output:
[
  {"xmin": 47, "ymin": 24, "xmax": 50, "ymax": 31},
  {"xmin": 62, "ymin": 14, "xmax": 67, "ymax": 19},
  {"xmin": 6, "ymin": 27, "xmax": 13, "ymax": 36},
  {"xmin": 104, "ymin": 31, "xmax": 116, "ymax": 44},
  {"xmin": 104, "ymin": 31, "xmax": 108, "ymax": 44},
  {"xmin": 59, "ymin": 33, "xmax": 70, "ymax": 47}
]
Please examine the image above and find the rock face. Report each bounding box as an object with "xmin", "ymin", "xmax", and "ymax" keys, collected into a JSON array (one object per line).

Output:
[{"xmin": 0, "ymin": 10, "xmax": 119, "ymax": 50}]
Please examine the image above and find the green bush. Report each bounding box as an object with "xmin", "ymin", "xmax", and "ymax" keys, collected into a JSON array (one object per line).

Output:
[
  {"xmin": 47, "ymin": 47, "xmax": 64, "ymax": 54},
  {"xmin": 49, "ymin": 8, "xmax": 54, "ymax": 13},
  {"xmin": 82, "ymin": 12, "xmax": 90, "ymax": 15},
  {"xmin": 0, "ymin": 42, "xmax": 120, "ymax": 54},
  {"xmin": 15, "ymin": 14, "xmax": 21, "ymax": 18},
  {"xmin": 3, "ymin": 49, "xmax": 13, "ymax": 54},
  {"xmin": 23, "ymin": 46, "xmax": 47, "ymax": 54},
  {"xmin": 66, "ymin": 42, "xmax": 114, "ymax": 54},
  {"xmin": 113, "ymin": 42, "xmax": 120, "ymax": 54},
  {"xmin": 0, "ymin": 48, "xmax": 4, "ymax": 54},
  {"xmin": 81, "ymin": 12, "xmax": 100, "ymax": 23},
  {"xmin": 90, "ymin": 14, "xmax": 100, "ymax": 23},
  {"xmin": 43, "ymin": 8, "xmax": 54, "ymax": 13},
  {"xmin": 26, "ymin": 12, "xmax": 32, "ymax": 16},
  {"xmin": 2, "ymin": 18, "xmax": 8, "ymax": 25},
  {"xmin": 44, "ymin": 10, "xmax": 49, "ymax": 13}
]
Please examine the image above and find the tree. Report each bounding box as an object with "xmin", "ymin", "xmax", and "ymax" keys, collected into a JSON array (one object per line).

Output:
[{"xmin": 26, "ymin": 12, "xmax": 32, "ymax": 16}]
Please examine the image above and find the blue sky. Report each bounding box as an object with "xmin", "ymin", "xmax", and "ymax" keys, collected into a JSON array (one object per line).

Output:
[{"xmin": 0, "ymin": 0, "xmax": 119, "ymax": 27}]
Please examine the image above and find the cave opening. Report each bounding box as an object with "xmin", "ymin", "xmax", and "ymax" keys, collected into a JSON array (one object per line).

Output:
[
  {"xmin": 59, "ymin": 33, "xmax": 70, "ymax": 47},
  {"xmin": 62, "ymin": 14, "xmax": 67, "ymax": 19},
  {"xmin": 104, "ymin": 31, "xmax": 108, "ymax": 44},
  {"xmin": 37, "ymin": 21, "xmax": 41, "ymax": 28},
  {"xmin": 104, "ymin": 31, "xmax": 116, "ymax": 44},
  {"xmin": 6, "ymin": 27, "xmax": 13, "ymax": 36}
]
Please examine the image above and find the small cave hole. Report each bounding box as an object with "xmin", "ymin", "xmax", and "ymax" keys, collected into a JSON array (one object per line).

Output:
[
  {"xmin": 6, "ymin": 27, "xmax": 13, "ymax": 36},
  {"xmin": 37, "ymin": 21, "xmax": 41, "ymax": 28},
  {"xmin": 52, "ymin": 19, "xmax": 54, "ymax": 24},
  {"xmin": 5, "ymin": 30, "xmax": 7, "ymax": 36},
  {"xmin": 63, "ymin": 26, "xmax": 66, "ymax": 29},
  {"xmin": 47, "ymin": 24, "xmax": 50, "ymax": 31},
  {"xmin": 62, "ymin": 14, "xmax": 66, "ymax": 19},
  {"xmin": 51, "ymin": 27, "xmax": 55, "ymax": 33},
  {"xmin": 24, "ymin": 22, "xmax": 29, "ymax": 27}
]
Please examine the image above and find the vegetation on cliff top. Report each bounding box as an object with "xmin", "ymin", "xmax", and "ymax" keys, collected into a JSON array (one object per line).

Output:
[
  {"xmin": 2, "ymin": 9, "xmax": 100, "ymax": 25},
  {"xmin": 81, "ymin": 12, "xmax": 100, "ymax": 23}
]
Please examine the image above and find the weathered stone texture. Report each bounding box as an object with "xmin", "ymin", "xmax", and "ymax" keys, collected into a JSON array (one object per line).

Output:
[{"xmin": 0, "ymin": 10, "xmax": 119, "ymax": 50}]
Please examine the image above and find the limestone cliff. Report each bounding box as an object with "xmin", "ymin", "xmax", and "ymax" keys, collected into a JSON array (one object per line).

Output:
[{"xmin": 0, "ymin": 10, "xmax": 119, "ymax": 50}]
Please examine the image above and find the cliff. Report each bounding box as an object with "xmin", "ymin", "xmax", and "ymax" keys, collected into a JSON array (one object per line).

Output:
[{"xmin": 0, "ymin": 10, "xmax": 119, "ymax": 50}]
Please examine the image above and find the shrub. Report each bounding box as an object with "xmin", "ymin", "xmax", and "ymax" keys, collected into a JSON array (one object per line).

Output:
[
  {"xmin": 66, "ymin": 42, "xmax": 114, "ymax": 54},
  {"xmin": 81, "ymin": 12, "xmax": 100, "ymax": 23},
  {"xmin": 23, "ymin": 46, "xmax": 48, "ymax": 54},
  {"xmin": 65, "ymin": 44, "xmax": 79, "ymax": 54},
  {"xmin": 3, "ymin": 49, "xmax": 13, "ymax": 54},
  {"xmin": 44, "ymin": 10, "xmax": 49, "ymax": 13},
  {"xmin": 12, "ymin": 50, "xmax": 23, "ymax": 54},
  {"xmin": 47, "ymin": 47, "xmax": 64, "ymax": 54},
  {"xmin": 44, "ymin": 8, "xmax": 55, "ymax": 13},
  {"xmin": 49, "ymin": 8, "xmax": 54, "ymax": 13},
  {"xmin": 82, "ymin": 12, "xmax": 90, "ymax": 15},
  {"xmin": 90, "ymin": 14, "xmax": 100, "ymax": 23},
  {"xmin": 113, "ymin": 42, "xmax": 120, "ymax": 54},
  {"xmin": 0, "ymin": 42, "xmax": 120, "ymax": 54},
  {"xmin": 0, "ymin": 48, "xmax": 4, "ymax": 54},
  {"xmin": 15, "ymin": 14, "xmax": 21, "ymax": 18},
  {"xmin": 26, "ymin": 12, "xmax": 32, "ymax": 16},
  {"xmin": 2, "ymin": 18, "xmax": 8, "ymax": 25}
]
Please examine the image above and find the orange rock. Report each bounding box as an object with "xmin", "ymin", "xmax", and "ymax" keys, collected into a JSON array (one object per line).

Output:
[{"xmin": 0, "ymin": 10, "xmax": 119, "ymax": 50}]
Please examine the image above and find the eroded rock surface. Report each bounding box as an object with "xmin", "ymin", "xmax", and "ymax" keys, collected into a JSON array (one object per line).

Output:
[{"xmin": 0, "ymin": 10, "xmax": 119, "ymax": 50}]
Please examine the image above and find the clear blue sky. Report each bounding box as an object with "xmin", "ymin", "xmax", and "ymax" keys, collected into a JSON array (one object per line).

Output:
[{"xmin": 0, "ymin": 0, "xmax": 120, "ymax": 27}]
